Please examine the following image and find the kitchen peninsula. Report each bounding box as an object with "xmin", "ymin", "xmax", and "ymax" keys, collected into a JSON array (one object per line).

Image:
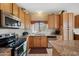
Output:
[{"xmin": 49, "ymin": 40, "xmax": 79, "ymax": 56}]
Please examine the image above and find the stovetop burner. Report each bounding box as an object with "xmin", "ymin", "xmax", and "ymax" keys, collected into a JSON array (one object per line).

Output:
[
  {"xmin": 7, "ymin": 38, "xmax": 26, "ymax": 48},
  {"xmin": 0, "ymin": 33, "xmax": 26, "ymax": 48}
]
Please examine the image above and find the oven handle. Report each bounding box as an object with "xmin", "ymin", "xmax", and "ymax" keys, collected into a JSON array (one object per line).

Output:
[{"xmin": 15, "ymin": 42, "xmax": 24, "ymax": 50}]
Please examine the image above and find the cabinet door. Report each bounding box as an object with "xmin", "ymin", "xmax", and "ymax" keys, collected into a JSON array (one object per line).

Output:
[
  {"xmin": 59, "ymin": 14, "xmax": 63, "ymax": 39},
  {"xmin": 28, "ymin": 36, "xmax": 34, "ymax": 48},
  {"xmin": 0, "ymin": 3, "xmax": 12, "ymax": 14},
  {"xmin": 63, "ymin": 13, "xmax": 74, "ymax": 40},
  {"xmin": 63, "ymin": 13, "xmax": 69, "ymax": 40},
  {"xmin": 19, "ymin": 7, "xmax": 25, "ymax": 28},
  {"xmin": 12, "ymin": 3, "xmax": 19, "ymax": 17},
  {"xmin": 41, "ymin": 36, "xmax": 48, "ymax": 48},
  {"xmin": 68, "ymin": 13, "xmax": 74, "ymax": 40},
  {"xmin": 24, "ymin": 13, "xmax": 31, "ymax": 29},
  {"xmin": 74, "ymin": 35, "xmax": 79, "ymax": 40},
  {"xmin": 48, "ymin": 14, "xmax": 55, "ymax": 29},
  {"xmin": 55, "ymin": 15, "xmax": 59, "ymax": 29},
  {"xmin": 75, "ymin": 15, "xmax": 79, "ymax": 28},
  {"xmin": 33, "ymin": 36, "xmax": 41, "ymax": 48},
  {"xmin": 59, "ymin": 14, "xmax": 63, "ymax": 29}
]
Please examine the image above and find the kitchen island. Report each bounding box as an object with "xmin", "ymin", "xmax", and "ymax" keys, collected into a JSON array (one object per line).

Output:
[
  {"xmin": 28, "ymin": 36, "xmax": 48, "ymax": 48},
  {"xmin": 22, "ymin": 33, "xmax": 61, "ymax": 48},
  {"xmin": 49, "ymin": 40, "xmax": 79, "ymax": 56}
]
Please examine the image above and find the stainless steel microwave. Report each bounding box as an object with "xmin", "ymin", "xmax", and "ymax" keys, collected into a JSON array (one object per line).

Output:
[{"xmin": 0, "ymin": 10, "xmax": 21, "ymax": 29}]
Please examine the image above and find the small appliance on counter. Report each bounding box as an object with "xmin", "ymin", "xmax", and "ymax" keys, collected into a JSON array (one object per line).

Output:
[
  {"xmin": 22, "ymin": 32, "xmax": 28, "ymax": 36},
  {"xmin": 0, "ymin": 33, "xmax": 27, "ymax": 56}
]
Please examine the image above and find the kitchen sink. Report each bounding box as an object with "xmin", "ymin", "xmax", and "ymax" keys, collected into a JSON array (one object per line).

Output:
[
  {"xmin": 35, "ymin": 34, "xmax": 45, "ymax": 36},
  {"xmin": 31, "ymin": 33, "xmax": 46, "ymax": 36}
]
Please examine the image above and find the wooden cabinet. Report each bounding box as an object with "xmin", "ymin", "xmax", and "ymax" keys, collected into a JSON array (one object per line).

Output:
[
  {"xmin": 19, "ymin": 7, "xmax": 25, "ymax": 22},
  {"xmin": 28, "ymin": 36, "xmax": 34, "ymax": 48},
  {"xmin": 0, "ymin": 3, "xmax": 30, "ymax": 29},
  {"xmin": 74, "ymin": 34, "xmax": 79, "ymax": 40},
  {"xmin": 0, "ymin": 3, "xmax": 12, "ymax": 14},
  {"xmin": 19, "ymin": 7, "xmax": 25, "ymax": 28},
  {"xmin": 75, "ymin": 15, "xmax": 79, "ymax": 28},
  {"xmin": 59, "ymin": 14, "xmax": 63, "ymax": 29},
  {"xmin": 61, "ymin": 13, "xmax": 74, "ymax": 40},
  {"xmin": 12, "ymin": 3, "xmax": 19, "ymax": 17},
  {"xmin": 48, "ymin": 14, "xmax": 59, "ymax": 29},
  {"xmin": 55, "ymin": 15, "xmax": 59, "ymax": 29},
  {"xmin": 28, "ymin": 36, "xmax": 48, "ymax": 48},
  {"xmin": 41, "ymin": 36, "xmax": 48, "ymax": 47},
  {"xmin": 24, "ymin": 13, "xmax": 31, "ymax": 29},
  {"xmin": 33, "ymin": 36, "xmax": 41, "ymax": 47},
  {"xmin": 48, "ymin": 14, "xmax": 55, "ymax": 29}
]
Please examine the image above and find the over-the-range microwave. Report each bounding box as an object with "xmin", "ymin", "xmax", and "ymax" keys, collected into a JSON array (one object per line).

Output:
[{"xmin": 0, "ymin": 10, "xmax": 21, "ymax": 29}]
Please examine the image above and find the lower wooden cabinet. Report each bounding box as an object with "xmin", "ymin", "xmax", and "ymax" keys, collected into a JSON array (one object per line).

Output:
[
  {"xmin": 28, "ymin": 36, "xmax": 48, "ymax": 48},
  {"xmin": 41, "ymin": 36, "xmax": 48, "ymax": 47},
  {"xmin": 75, "ymin": 15, "xmax": 79, "ymax": 28},
  {"xmin": 28, "ymin": 36, "xmax": 34, "ymax": 48},
  {"xmin": 74, "ymin": 34, "xmax": 79, "ymax": 40},
  {"xmin": 33, "ymin": 36, "xmax": 41, "ymax": 47}
]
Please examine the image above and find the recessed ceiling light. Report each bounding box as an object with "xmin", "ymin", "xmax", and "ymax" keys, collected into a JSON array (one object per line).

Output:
[{"xmin": 37, "ymin": 11, "xmax": 43, "ymax": 14}]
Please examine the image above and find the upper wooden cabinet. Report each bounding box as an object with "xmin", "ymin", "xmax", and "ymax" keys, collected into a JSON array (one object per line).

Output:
[
  {"xmin": 0, "ymin": 3, "xmax": 30, "ymax": 29},
  {"xmin": 59, "ymin": 14, "xmax": 63, "ymax": 29},
  {"xmin": 55, "ymin": 15, "xmax": 59, "ymax": 29},
  {"xmin": 48, "ymin": 14, "xmax": 55, "ymax": 29},
  {"xmin": 12, "ymin": 3, "xmax": 19, "ymax": 17},
  {"xmin": 48, "ymin": 14, "xmax": 59, "ymax": 29},
  {"xmin": 18, "ymin": 7, "xmax": 25, "ymax": 29},
  {"xmin": 0, "ymin": 3, "xmax": 12, "ymax": 14},
  {"xmin": 24, "ymin": 13, "xmax": 31, "ymax": 29},
  {"xmin": 75, "ymin": 15, "xmax": 79, "ymax": 28},
  {"xmin": 19, "ymin": 7, "xmax": 25, "ymax": 22}
]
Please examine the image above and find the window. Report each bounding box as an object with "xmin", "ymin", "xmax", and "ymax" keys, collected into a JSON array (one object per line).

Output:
[{"xmin": 31, "ymin": 22, "xmax": 47, "ymax": 33}]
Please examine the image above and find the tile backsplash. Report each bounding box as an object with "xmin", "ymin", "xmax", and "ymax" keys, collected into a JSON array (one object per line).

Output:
[{"xmin": 0, "ymin": 29, "xmax": 25, "ymax": 36}]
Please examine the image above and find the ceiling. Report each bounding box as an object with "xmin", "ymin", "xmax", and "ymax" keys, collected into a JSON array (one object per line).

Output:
[{"xmin": 17, "ymin": 3, "xmax": 79, "ymax": 14}]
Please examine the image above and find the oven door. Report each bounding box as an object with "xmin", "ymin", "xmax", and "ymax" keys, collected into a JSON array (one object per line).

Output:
[{"xmin": 14, "ymin": 42, "xmax": 26, "ymax": 56}]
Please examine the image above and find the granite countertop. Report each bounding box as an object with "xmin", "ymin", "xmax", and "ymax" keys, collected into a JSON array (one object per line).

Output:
[
  {"xmin": 26, "ymin": 33, "xmax": 60, "ymax": 36},
  {"xmin": 49, "ymin": 40, "xmax": 79, "ymax": 56}
]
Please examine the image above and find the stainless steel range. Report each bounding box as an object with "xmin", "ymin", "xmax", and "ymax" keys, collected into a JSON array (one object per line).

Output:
[{"xmin": 0, "ymin": 33, "xmax": 27, "ymax": 56}]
